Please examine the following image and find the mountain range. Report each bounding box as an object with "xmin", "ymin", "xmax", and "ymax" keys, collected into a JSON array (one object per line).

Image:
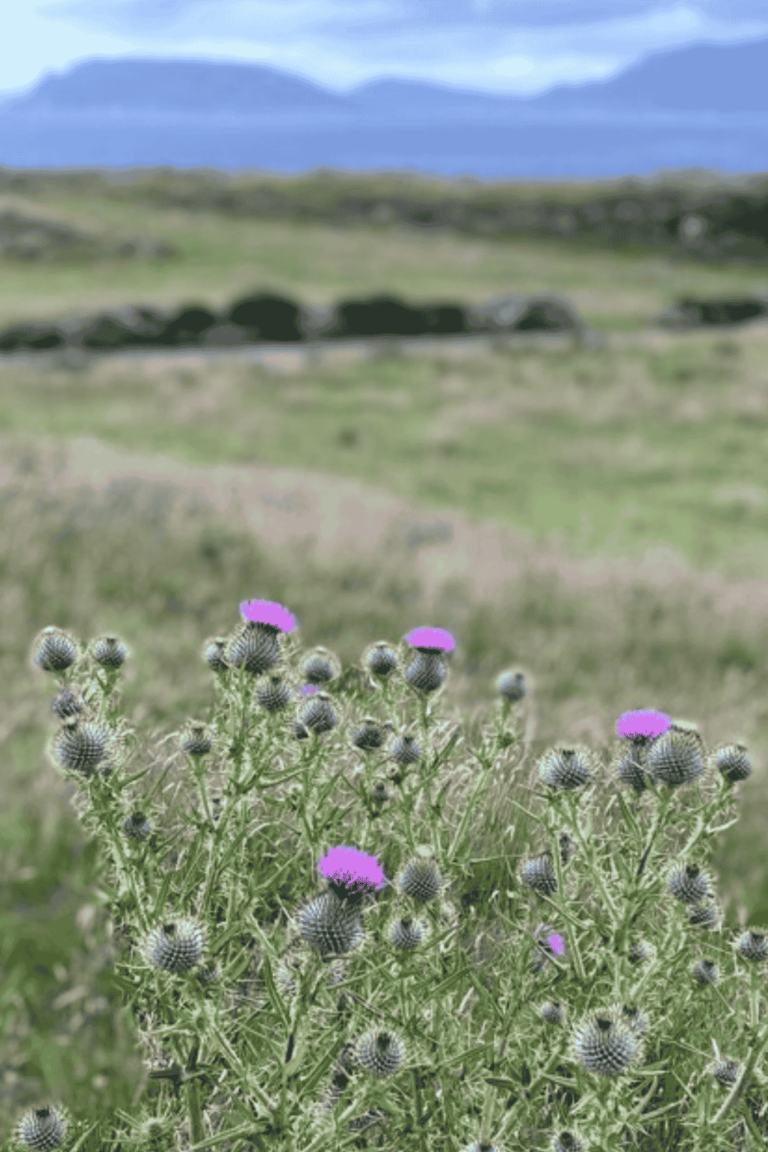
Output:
[{"xmin": 1, "ymin": 40, "xmax": 767, "ymax": 177}]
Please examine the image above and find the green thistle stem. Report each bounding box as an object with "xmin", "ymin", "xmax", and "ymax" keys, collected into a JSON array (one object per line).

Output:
[
  {"xmin": 712, "ymin": 1020, "xmax": 768, "ymax": 1126},
  {"xmin": 184, "ymin": 1041, "xmax": 205, "ymax": 1149},
  {"xmin": 549, "ymin": 820, "xmax": 587, "ymax": 983}
]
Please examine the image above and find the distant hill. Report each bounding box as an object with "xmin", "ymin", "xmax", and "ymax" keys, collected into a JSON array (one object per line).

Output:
[{"xmin": 1, "ymin": 44, "xmax": 768, "ymax": 175}]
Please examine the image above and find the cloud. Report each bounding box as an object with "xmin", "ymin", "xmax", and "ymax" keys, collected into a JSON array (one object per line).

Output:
[{"xmin": 27, "ymin": 2, "xmax": 768, "ymax": 95}]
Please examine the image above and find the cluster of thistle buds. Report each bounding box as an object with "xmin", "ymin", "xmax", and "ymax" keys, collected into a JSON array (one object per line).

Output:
[{"xmin": 19, "ymin": 605, "xmax": 768, "ymax": 1152}]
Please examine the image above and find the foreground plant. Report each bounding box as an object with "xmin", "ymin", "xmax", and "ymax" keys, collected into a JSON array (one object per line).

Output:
[{"xmin": 16, "ymin": 604, "xmax": 768, "ymax": 1152}]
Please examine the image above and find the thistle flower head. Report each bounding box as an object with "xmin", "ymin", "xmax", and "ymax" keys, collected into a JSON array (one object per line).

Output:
[
  {"xmin": 254, "ymin": 673, "xmax": 294, "ymax": 713},
  {"xmin": 396, "ymin": 855, "xmax": 444, "ymax": 903},
  {"xmin": 239, "ymin": 598, "xmax": 298, "ymax": 632},
  {"xmin": 692, "ymin": 957, "xmax": 719, "ymax": 985},
  {"xmin": 31, "ymin": 626, "xmax": 81, "ymax": 673},
  {"xmin": 540, "ymin": 1000, "xmax": 565, "ymax": 1024},
  {"xmin": 202, "ymin": 636, "xmax": 230, "ymax": 672},
  {"xmin": 520, "ymin": 853, "xmax": 558, "ymax": 896},
  {"xmin": 495, "ymin": 668, "xmax": 527, "ymax": 702},
  {"xmin": 390, "ymin": 732, "xmax": 422, "ymax": 767},
  {"xmin": 48, "ymin": 716, "xmax": 115, "ymax": 778},
  {"xmin": 537, "ymin": 743, "xmax": 594, "ymax": 790},
  {"xmin": 50, "ymin": 686, "xmax": 86, "ymax": 720},
  {"xmin": 552, "ymin": 1133, "xmax": 584, "ymax": 1152},
  {"xmin": 735, "ymin": 927, "xmax": 768, "ymax": 963},
  {"xmin": 12, "ymin": 1104, "xmax": 71, "ymax": 1151},
  {"xmin": 666, "ymin": 860, "xmax": 716, "ymax": 905},
  {"xmin": 570, "ymin": 1005, "xmax": 644, "ymax": 1076},
  {"xmin": 354, "ymin": 1027, "xmax": 407, "ymax": 1076},
  {"xmin": 139, "ymin": 916, "xmax": 207, "ymax": 973},
  {"xmin": 88, "ymin": 633, "xmax": 129, "ymax": 669},
  {"xmin": 123, "ymin": 811, "xmax": 153, "ymax": 840},
  {"xmin": 646, "ymin": 726, "xmax": 706, "ymax": 789},
  {"xmin": 296, "ymin": 689, "xmax": 339, "ymax": 735},
  {"xmin": 180, "ymin": 722, "xmax": 212, "ymax": 756},
  {"xmin": 295, "ymin": 891, "xmax": 365, "ymax": 957},
  {"xmin": 711, "ymin": 1059, "xmax": 740, "ymax": 1087},
  {"xmin": 317, "ymin": 844, "xmax": 388, "ymax": 905},
  {"xmin": 362, "ymin": 639, "xmax": 399, "ymax": 679},
  {"xmin": 687, "ymin": 901, "xmax": 722, "ymax": 929},
  {"xmin": 403, "ymin": 625, "xmax": 456, "ymax": 655},
  {"xmin": 710, "ymin": 742, "xmax": 754, "ymax": 784},
  {"xmin": 351, "ymin": 716, "xmax": 392, "ymax": 751},
  {"xmin": 301, "ymin": 645, "xmax": 342, "ymax": 684},
  {"xmin": 616, "ymin": 708, "xmax": 672, "ymax": 741},
  {"xmin": 387, "ymin": 914, "xmax": 430, "ymax": 950}
]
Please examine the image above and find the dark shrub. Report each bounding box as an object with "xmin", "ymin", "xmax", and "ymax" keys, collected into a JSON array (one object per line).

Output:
[
  {"xmin": 74, "ymin": 307, "xmax": 170, "ymax": 350},
  {"xmin": 323, "ymin": 294, "xmax": 433, "ymax": 339},
  {"xmin": 158, "ymin": 305, "xmax": 219, "ymax": 346},
  {"xmin": 660, "ymin": 295, "xmax": 768, "ymax": 328},
  {"xmin": 226, "ymin": 292, "xmax": 304, "ymax": 342},
  {"xmin": 0, "ymin": 323, "xmax": 66, "ymax": 352}
]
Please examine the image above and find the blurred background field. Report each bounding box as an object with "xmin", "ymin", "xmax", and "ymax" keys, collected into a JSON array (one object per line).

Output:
[{"xmin": 2, "ymin": 170, "xmax": 768, "ymax": 1146}]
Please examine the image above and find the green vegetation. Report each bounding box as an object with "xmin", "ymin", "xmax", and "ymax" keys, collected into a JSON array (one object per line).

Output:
[{"xmin": 2, "ymin": 174, "xmax": 768, "ymax": 1147}]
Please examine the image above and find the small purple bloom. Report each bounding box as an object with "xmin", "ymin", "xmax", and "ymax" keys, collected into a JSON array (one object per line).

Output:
[
  {"xmin": 240, "ymin": 599, "xmax": 298, "ymax": 632},
  {"xmin": 404, "ymin": 626, "xmax": 456, "ymax": 653},
  {"xmin": 616, "ymin": 709, "xmax": 672, "ymax": 741},
  {"xmin": 548, "ymin": 933, "xmax": 566, "ymax": 955},
  {"xmin": 318, "ymin": 844, "xmax": 388, "ymax": 897}
]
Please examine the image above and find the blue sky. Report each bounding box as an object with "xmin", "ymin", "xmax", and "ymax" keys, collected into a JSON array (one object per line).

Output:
[{"xmin": 5, "ymin": 2, "xmax": 768, "ymax": 100}]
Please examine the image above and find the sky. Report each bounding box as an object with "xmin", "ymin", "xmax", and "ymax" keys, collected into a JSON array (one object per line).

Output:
[{"xmin": 4, "ymin": 1, "xmax": 768, "ymax": 100}]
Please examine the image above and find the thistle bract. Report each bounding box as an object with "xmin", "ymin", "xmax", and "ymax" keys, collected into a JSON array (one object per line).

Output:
[
  {"xmin": 12, "ymin": 1105, "xmax": 71, "ymax": 1151},
  {"xmin": 89, "ymin": 634, "xmax": 129, "ymax": 668},
  {"xmin": 296, "ymin": 891, "xmax": 365, "ymax": 956},
  {"xmin": 538, "ymin": 743, "xmax": 594, "ymax": 790},
  {"xmin": 667, "ymin": 861, "xmax": 715, "ymax": 905},
  {"xmin": 32, "ymin": 627, "xmax": 80, "ymax": 673},
  {"xmin": 396, "ymin": 857, "xmax": 443, "ymax": 903},
  {"xmin": 354, "ymin": 1028, "xmax": 407, "ymax": 1076},
  {"xmin": 495, "ymin": 668, "xmax": 527, "ymax": 702},
  {"xmin": 301, "ymin": 646, "xmax": 341, "ymax": 684},
  {"xmin": 692, "ymin": 957, "xmax": 719, "ymax": 984},
  {"xmin": 363, "ymin": 639, "xmax": 399, "ymax": 679},
  {"xmin": 297, "ymin": 690, "xmax": 339, "ymax": 734},
  {"xmin": 139, "ymin": 916, "xmax": 207, "ymax": 973},
  {"xmin": 736, "ymin": 929, "xmax": 768, "ymax": 963},
  {"xmin": 646, "ymin": 728, "xmax": 706, "ymax": 788},
  {"xmin": 710, "ymin": 742, "xmax": 753, "ymax": 783},
  {"xmin": 570, "ymin": 1007, "xmax": 643, "ymax": 1076},
  {"xmin": 49, "ymin": 717, "xmax": 114, "ymax": 777}
]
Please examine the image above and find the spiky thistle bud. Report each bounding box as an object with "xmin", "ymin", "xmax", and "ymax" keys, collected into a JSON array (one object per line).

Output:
[
  {"xmin": 552, "ymin": 1133, "xmax": 584, "ymax": 1152},
  {"xmin": 363, "ymin": 640, "xmax": 399, "ymax": 680},
  {"xmin": 540, "ymin": 1000, "xmax": 564, "ymax": 1024},
  {"xmin": 12, "ymin": 1104, "xmax": 72, "ymax": 1151},
  {"xmin": 254, "ymin": 673, "xmax": 293, "ymax": 713},
  {"xmin": 180, "ymin": 723, "xmax": 212, "ymax": 756},
  {"xmin": 666, "ymin": 861, "xmax": 715, "ymax": 905},
  {"xmin": 396, "ymin": 857, "xmax": 443, "ymax": 903},
  {"xmin": 352, "ymin": 717, "xmax": 391, "ymax": 751},
  {"xmin": 570, "ymin": 1006, "xmax": 644, "ymax": 1076},
  {"xmin": 735, "ymin": 929, "xmax": 768, "ymax": 963},
  {"xmin": 354, "ymin": 1028, "xmax": 407, "ymax": 1076},
  {"xmin": 89, "ymin": 634, "xmax": 129, "ymax": 669},
  {"xmin": 226, "ymin": 620, "xmax": 283, "ymax": 676},
  {"xmin": 31, "ymin": 626, "xmax": 81, "ymax": 672},
  {"xmin": 495, "ymin": 668, "xmax": 527, "ymax": 702},
  {"xmin": 692, "ymin": 958, "xmax": 719, "ymax": 985},
  {"xmin": 627, "ymin": 940, "xmax": 652, "ymax": 965},
  {"xmin": 138, "ymin": 916, "xmax": 207, "ymax": 973},
  {"xmin": 123, "ymin": 811, "xmax": 153, "ymax": 841},
  {"xmin": 297, "ymin": 690, "xmax": 339, "ymax": 735},
  {"xmin": 710, "ymin": 742, "xmax": 753, "ymax": 784},
  {"xmin": 295, "ymin": 891, "xmax": 365, "ymax": 957},
  {"xmin": 388, "ymin": 915, "xmax": 429, "ymax": 950},
  {"xmin": 48, "ymin": 716, "xmax": 114, "ymax": 777},
  {"xmin": 712, "ymin": 1059, "xmax": 740, "ymax": 1087},
  {"xmin": 402, "ymin": 626, "xmax": 455, "ymax": 695},
  {"xmin": 646, "ymin": 727, "xmax": 706, "ymax": 789},
  {"xmin": 50, "ymin": 686, "xmax": 86, "ymax": 720},
  {"xmin": 687, "ymin": 902, "xmax": 721, "ymax": 929},
  {"xmin": 520, "ymin": 852, "xmax": 558, "ymax": 896},
  {"xmin": 370, "ymin": 781, "xmax": 389, "ymax": 806},
  {"xmin": 390, "ymin": 733, "xmax": 422, "ymax": 767},
  {"xmin": 614, "ymin": 708, "xmax": 672, "ymax": 792},
  {"xmin": 538, "ymin": 744, "xmax": 594, "ymax": 790},
  {"xmin": 202, "ymin": 636, "xmax": 230, "ymax": 672},
  {"xmin": 302, "ymin": 646, "xmax": 342, "ymax": 684}
]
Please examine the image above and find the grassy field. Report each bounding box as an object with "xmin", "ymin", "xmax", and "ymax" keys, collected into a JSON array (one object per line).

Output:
[{"xmin": 2, "ymin": 193, "xmax": 768, "ymax": 1147}]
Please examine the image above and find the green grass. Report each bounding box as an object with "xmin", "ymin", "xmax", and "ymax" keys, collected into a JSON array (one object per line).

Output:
[{"xmin": 2, "ymin": 198, "xmax": 768, "ymax": 1147}]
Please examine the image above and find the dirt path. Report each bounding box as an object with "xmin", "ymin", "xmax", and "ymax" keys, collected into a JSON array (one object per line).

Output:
[{"xmin": 4, "ymin": 431, "xmax": 768, "ymax": 630}]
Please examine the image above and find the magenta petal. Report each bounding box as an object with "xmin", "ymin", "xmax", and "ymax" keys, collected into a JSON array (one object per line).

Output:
[
  {"xmin": 616, "ymin": 709, "xmax": 672, "ymax": 740},
  {"xmin": 239, "ymin": 599, "xmax": 298, "ymax": 632},
  {"xmin": 404, "ymin": 626, "xmax": 456, "ymax": 652}
]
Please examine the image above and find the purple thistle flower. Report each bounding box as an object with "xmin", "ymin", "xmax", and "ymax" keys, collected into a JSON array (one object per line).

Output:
[
  {"xmin": 239, "ymin": 598, "xmax": 298, "ymax": 633},
  {"xmin": 616, "ymin": 709, "xmax": 672, "ymax": 741},
  {"xmin": 318, "ymin": 845, "xmax": 389, "ymax": 902},
  {"xmin": 548, "ymin": 933, "xmax": 566, "ymax": 956},
  {"xmin": 403, "ymin": 626, "xmax": 456, "ymax": 654}
]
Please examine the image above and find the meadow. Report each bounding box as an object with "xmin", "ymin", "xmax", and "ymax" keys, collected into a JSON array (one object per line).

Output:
[{"xmin": 2, "ymin": 178, "xmax": 768, "ymax": 1150}]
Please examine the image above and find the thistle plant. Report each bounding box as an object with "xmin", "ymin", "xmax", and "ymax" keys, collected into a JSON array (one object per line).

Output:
[{"xmin": 17, "ymin": 610, "xmax": 768, "ymax": 1152}]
